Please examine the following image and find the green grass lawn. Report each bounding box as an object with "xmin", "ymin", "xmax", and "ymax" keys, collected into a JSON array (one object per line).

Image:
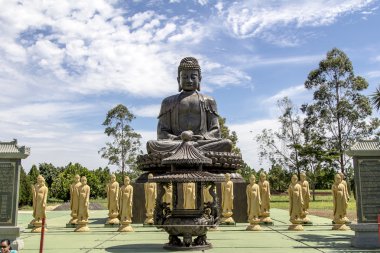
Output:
[{"xmin": 270, "ymin": 190, "xmax": 356, "ymax": 211}]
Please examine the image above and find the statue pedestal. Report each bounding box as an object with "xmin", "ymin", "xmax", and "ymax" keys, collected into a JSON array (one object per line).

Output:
[
  {"xmin": 220, "ymin": 212, "xmax": 235, "ymax": 225},
  {"xmin": 144, "ymin": 215, "xmax": 154, "ymax": 225},
  {"xmin": 66, "ymin": 217, "xmax": 77, "ymax": 228},
  {"xmin": 288, "ymin": 219, "xmax": 304, "ymax": 231},
  {"xmin": 246, "ymin": 218, "xmax": 262, "ymax": 231},
  {"xmin": 106, "ymin": 214, "xmax": 120, "ymax": 226},
  {"xmin": 118, "ymin": 220, "xmax": 133, "ymax": 232},
  {"xmin": 75, "ymin": 221, "xmax": 90, "ymax": 232},
  {"xmin": 332, "ymin": 218, "xmax": 350, "ymax": 231},
  {"xmin": 259, "ymin": 213, "xmax": 273, "ymax": 225},
  {"xmin": 31, "ymin": 220, "xmax": 48, "ymax": 233}
]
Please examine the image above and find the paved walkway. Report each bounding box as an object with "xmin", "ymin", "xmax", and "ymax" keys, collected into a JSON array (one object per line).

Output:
[{"xmin": 17, "ymin": 209, "xmax": 379, "ymax": 252}]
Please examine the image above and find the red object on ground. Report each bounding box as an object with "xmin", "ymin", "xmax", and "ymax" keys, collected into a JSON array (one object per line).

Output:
[{"xmin": 39, "ymin": 218, "xmax": 45, "ymax": 253}]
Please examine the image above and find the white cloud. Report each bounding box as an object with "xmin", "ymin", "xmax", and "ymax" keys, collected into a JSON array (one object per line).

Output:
[
  {"xmin": 230, "ymin": 119, "xmax": 280, "ymax": 170},
  {"xmin": 220, "ymin": 0, "xmax": 375, "ymax": 43},
  {"xmin": 0, "ymin": 1, "xmax": 214, "ymax": 98},
  {"xmin": 366, "ymin": 70, "xmax": 380, "ymax": 78},
  {"xmin": 131, "ymin": 104, "xmax": 161, "ymax": 118}
]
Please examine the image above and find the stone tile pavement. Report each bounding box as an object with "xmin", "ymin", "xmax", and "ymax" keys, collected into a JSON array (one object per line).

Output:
[{"xmin": 14, "ymin": 209, "xmax": 380, "ymax": 252}]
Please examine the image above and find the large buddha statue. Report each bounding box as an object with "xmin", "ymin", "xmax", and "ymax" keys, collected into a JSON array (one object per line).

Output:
[{"xmin": 147, "ymin": 57, "xmax": 232, "ymax": 154}]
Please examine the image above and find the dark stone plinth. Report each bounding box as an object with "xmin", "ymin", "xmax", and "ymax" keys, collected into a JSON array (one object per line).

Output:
[
  {"xmin": 351, "ymin": 223, "xmax": 380, "ymax": 248},
  {"xmin": 66, "ymin": 223, "xmax": 76, "ymax": 228},
  {"xmin": 303, "ymin": 221, "xmax": 313, "ymax": 226},
  {"xmin": 163, "ymin": 243, "xmax": 212, "ymax": 251}
]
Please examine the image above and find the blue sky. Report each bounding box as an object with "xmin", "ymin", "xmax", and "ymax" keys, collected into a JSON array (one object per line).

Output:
[{"xmin": 1, "ymin": 0, "xmax": 380, "ymax": 172}]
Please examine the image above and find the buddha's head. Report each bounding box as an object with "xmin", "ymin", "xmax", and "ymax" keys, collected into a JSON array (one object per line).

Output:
[
  {"xmin": 148, "ymin": 173, "xmax": 154, "ymax": 180},
  {"xmin": 124, "ymin": 176, "xmax": 130, "ymax": 185},
  {"xmin": 338, "ymin": 172, "xmax": 345, "ymax": 180},
  {"xmin": 74, "ymin": 174, "xmax": 80, "ymax": 183},
  {"xmin": 300, "ymin": 172, "xmax": 306, "ymax": 181},
  {"xmin": 249, "ymin": 174, "xmax": 256, "ymax": 184},
  {"xmin": 260, "ymin": 172, "xmax": 266, "ymax": 181},
  {"xmin": 177, "ymin": 57, "xmax": 202, "ymax": 92},
  {"xmin": 225, "ymin": 173, "xmax": 231, "ymax": 181},
  {"xmin": 37, "ymin": 175, "xmax": 45, "ymax": 185},
  {"xmin": 110, "ymin": 174, "xmax": 116, "ymax": 183},
  {"xmin": 335, "ymin": 173, "xmax": 342, "ymax": 184},
  {"xmin": 291, "ymin": 174, "xmax": 298, "ymax": 184},
  {"xmin": 81, "ymin": 176, "xmax": 87, "ymax": 185}
]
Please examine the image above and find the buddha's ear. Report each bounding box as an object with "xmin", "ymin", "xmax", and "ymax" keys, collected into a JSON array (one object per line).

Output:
[
  {"xmin": 197, "ymin": 75, "xmax": 202, "ymax": 91},
  {"xmin": 177, "ymin": 77, "xmax": 182, "ymax": 92}
]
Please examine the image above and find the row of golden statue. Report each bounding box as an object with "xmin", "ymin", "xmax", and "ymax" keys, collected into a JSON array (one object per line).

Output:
[{"xmin": 28, "ymin": 171, "xmax": 350, "ymax": 232}]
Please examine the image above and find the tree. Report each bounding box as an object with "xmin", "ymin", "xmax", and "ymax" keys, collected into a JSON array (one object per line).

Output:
[
  {"xmin": 218, "ymin": 116, "xmax": 241, "ymax": 154},
  {"xmin": 237, "ymin": 163, "xmax": 256, "ymax": 182},
  {"xmin": 303, "ymin": 48, "xmax": 379, "ymax": 174},
  {"xmin": 38, "ymin": 163, "xmax": 63, "ymax": 189},
  {"xmin": 99, "ymin": 104, "xmax": 142, "ymax": 178},
  {"xmin": 19, "ymin": 166, "xmax": 32, "ymax": 206},
  {"xmin": 256, "ymin": 97, "xmax": 304, "ymax": 176},
  {"xmin": 267, "ymin": 164, "xmax": 290, "ymax": 192},
  {"xmin": 371, "ymin": 86, "xmax": 380, "ymax": 111},
  {"xmin": 28, "ymin": 165, "xmax": 40, "ymax": 184}
]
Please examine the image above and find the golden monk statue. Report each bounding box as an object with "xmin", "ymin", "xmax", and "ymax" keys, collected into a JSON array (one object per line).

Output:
[
  {"xmin": 288, "ymin": 175, "xmax": 304, "ymax": 231},
  {"xmin": 106, "ymin": 174, "xmax": 120, "ymax": 225},
  {"xmin": 183, "ymin": 182, "xmax": 196, "ymax": 209},
  {"xmin": 246, "ymin": 174, "xmax": 262, "ymax": 231},
  {"xmin": 31, "ymin": 175, "xmax": 48, "ymax": 232},
  {"xmin": 144, "ymin": 173, "xmax": 157, "ymax": 225},
  {"xmin": 203, "ymin": 185, "xmax": 214, "ymax": 204},
  {"xmin": 339, "ymin": 172, "xmax": 350, "ymax": 201},
  {"xmin": 162, "ymin": 183, "xmax": 173, "ymax": 210},
  {"xmin": 146, "ymin": 57, "xmax": 232, "ymax": 154},
  {"xmin": 299, "ymin": 172, "xmax": 311, "ymax": 223},
  {"xmin": 68, "ymin": 174, "xmax": 81, "ymax": 225},
  {"xmin": 75, "ymin": 176, "xmax": 90, "ymax": 232},
  {"xmin": 119, "ymin": 176, "xmax": 134, "ymax": 232},
  {"xmin": 258, "ymin": 172, "xmax": 272, "ymax": 223},
  {"xmin": 332, "ymin": 173, "xmax": 350, "ymax": 230},
  {"xmin": 221, "ymin": 173, "xmax": 234, "ymax": 224}
]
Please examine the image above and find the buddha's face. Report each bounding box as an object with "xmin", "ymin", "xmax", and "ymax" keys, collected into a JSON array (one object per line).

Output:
[
  {"xmin": 225, "ymin": 173, "xmax": 231, "ymax": 181},
  {"xmin": 178, "ymin": 69, "xmax": 200, "ymax": 91},
  {"xmin": 291, "ymin": 175, "xmax": 298, "ymax": 184},
  {"xmin": 124, "ymin": 177, "xmax": 130, "ymax": 185},
  {"xmin": 81, "ymin": 177, "xmax": 87, "ymax": 185},
  {"xmin": 300, "ymin": 174, "xmax": 306, "ymax": 181},
  {"xmin": 75, "ymin": 175, "xmax": 80, "ymax": 182},
  {"xmin": 111, "ymin": 175, "xmax": 116, "ymax": 182},
  {"xmin": 335, "ymin": 174, "xmax": 342, "ymax": 184},
  {"xmin": 249, "ymin": 175, "xmax": 255, "ymax": 184},
  {"xmin": 260, "ymin": 174, "xmax": 266, "ymax": 181}
]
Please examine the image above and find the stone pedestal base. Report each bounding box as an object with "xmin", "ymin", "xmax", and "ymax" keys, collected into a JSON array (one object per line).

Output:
[
  {"xmin": 31, "ymin": 220, "xmax": 48, "ymax": 233},
  {"xmin": 106, "ymin": 217, "xmax": 120, "ymax": 226},
  {"xmin": 220, "ymin": 212, "xmax": 235, "ymax": 225},
  {"xmin": 66, "ymin": 223, "xmax": 77, "ymax": 228},
  {"xmin": 288, "ymin": 224, "xmax": 304, "ymax": 231},
  {"xmin": 332, "ymin": 218, "xmax": 350, "ymax": 231},
  {"xmin": 0, "ymin": 227, "xmax": 24, "ymax": 251},
  {"xmin": 351, "ymin": 223, "xmax": 380, "ymax": 248},
  {"xmin": 118, "ymin": 221, "xmax": 133, "ymax": 232},
  {"xmin": 332, "ymin": 223, "xmax": 350, "ymax": 231},
  {"xmin": 75, "ymin": 221, "xmax": 90, "ymax": 232},
  {"xmin": 246, "ymin": 224, "xmax": 262, "ymax": 231},
  {"xmin": 144, "ymin": 216, "xmax": 154, "ymax": 225}
]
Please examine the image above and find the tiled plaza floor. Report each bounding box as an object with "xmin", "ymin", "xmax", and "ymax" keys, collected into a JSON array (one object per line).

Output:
[{"xmin": 16, "ymin": 209, "xmax": 380, "ymax": 252}]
